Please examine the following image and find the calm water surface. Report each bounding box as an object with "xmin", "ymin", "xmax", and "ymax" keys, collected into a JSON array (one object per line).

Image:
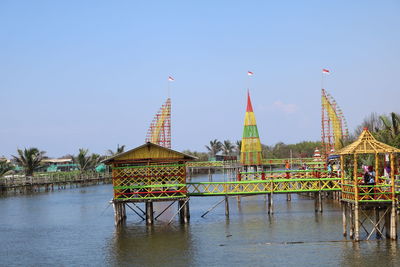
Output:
[{"xmin": 1, "ymin": 174, "xmax": 399, "ymax": 266}]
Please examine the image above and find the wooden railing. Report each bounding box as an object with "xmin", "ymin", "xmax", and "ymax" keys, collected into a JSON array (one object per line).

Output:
[{"xmin": 0, "ymin": 171, "xmax": 111, "ymax": 188}]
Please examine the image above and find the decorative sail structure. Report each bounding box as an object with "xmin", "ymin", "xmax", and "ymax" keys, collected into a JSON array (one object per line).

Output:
[
  {"xmin": 240, "ymin": 92, "xmax": 263, "ymax": 166},
  {"xmin": 145, "ymin": 98, "xmax": 171, "ymax": 148},
  {"xmin": 321, "ymin": 89, "xmax": 349, "ymax": 156}
]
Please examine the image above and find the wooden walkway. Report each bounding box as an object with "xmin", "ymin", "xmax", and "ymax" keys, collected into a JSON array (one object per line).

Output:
[{"xmin": 0, "ymin": 172, "xmax": 112, "ymax": 194}]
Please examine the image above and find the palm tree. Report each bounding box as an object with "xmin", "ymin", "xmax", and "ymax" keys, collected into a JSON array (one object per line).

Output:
[
  {"xmin": 235, "ymin": 140, "xmax": 242, "ymax": 155},
  {"xmin": 378, "ymin": 112, "xmax": 400, "ymax": 147},
  {"xmin": 107, "ymin": 144, "xmax": 126, "ymax": 156},
  {"xmin": 205, "ymin": 139, "xmax": 222, "ymax": 157},
  {"xmin": 73, "ymin": 149, "xmax": 102, "ymax": 172},
  {"xmin": 12, "ymin": 148, "xmax": 46, "ymax": 176},
  {"xmin": 0, "ymin": 161, "xmax": 14, "ymax": 177},
  {"xmin": 222, "ymin": 140, "xmax": 235, "ymax": 156}
]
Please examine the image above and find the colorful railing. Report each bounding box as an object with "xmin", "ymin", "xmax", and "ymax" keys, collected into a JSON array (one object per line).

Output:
[
  {"xmin": 187, "ymin": 177, "xmax": 341, "ymax": 196},
  {"xmin": 341, "ymin": 177, "xmax": 395, "ymax": 203},
  {"xmin": 186, "ymin": 158, "xmax": 323, "ymax": 168}
]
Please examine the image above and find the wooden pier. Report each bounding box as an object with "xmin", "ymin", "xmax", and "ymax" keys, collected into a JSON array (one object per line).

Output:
[
  {"xmin": 105, "ymin": 130, "xmax": 400, "ymax": 242},
  {"xmin": 0, "ymin": 171, "xmax": 112, "ymax": 195}
]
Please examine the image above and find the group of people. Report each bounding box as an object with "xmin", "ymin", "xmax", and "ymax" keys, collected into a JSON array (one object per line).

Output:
[
  {"xmin": 363, "ymin": 165, "xmax": 392, "ymax": 186},
  {"xmin": 363, "ymin": 166, "xmax": 376, "ymax": 185}
]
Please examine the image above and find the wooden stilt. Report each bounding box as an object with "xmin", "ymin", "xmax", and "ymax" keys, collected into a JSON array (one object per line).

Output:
[
  {"xmin": 314, "ymin": 192, "xmax": 318, "ymax": 212},
  {"xmin": 385, "ymin": 206, "xmax": 391, "ymax": 238},
  {"xmin": 225, "ymin": 196, "xmax": 230, "ymax": 217},
  {"xmin": 349, "ymin": 204, "xmax": 354, "ymax": 239},
  {"xmin": 390, "ymin": 203, "xmax": 397, "ymax": 240},
  {"xmin": 146, "ymin": 201, "xmax": 154, "ymax": 225},
  {"xmin": 318, "ymin": 192, "xmax": 323, "ymax": 213},
  {"xmin": 342, "ymin": 204, "xmax": 347, "ymax": 237},
  {"xmin": 375, "ymin": 208, "xmax": 381, "ymax": 238},
  {"xmin": 286, "ymin": 193, "xmax": 291, "ymax": 201},
  {"xmin": 268, "ymin": 193, "xmax": 274, "ymax": 214},
  {"xmin": 178, "ymin": 199, "xmax": 190, "ymax": 223},
  {"xmin": 354, "ymin": 203, "xmax": 360, "ymax": 241}
]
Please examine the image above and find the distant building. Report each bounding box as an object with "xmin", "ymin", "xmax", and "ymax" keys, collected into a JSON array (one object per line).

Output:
[{"xmin": 41, "ymin": 158, "xmax": 78, "ymax": 172}]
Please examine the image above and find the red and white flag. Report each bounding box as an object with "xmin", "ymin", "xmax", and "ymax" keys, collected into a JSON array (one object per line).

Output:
[
  {"xmin": 247, "ymin": 71, "xmax": 254, "ymax": 76},
  {"xmin": 168, "ymin": 76, "xmax": 175, "ymax": 81},
  {"xmin": 322, "ymin": 69, "xmax": 330, "ymax": 74}
]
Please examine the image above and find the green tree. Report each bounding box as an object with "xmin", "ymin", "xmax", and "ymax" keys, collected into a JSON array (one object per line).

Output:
[
  {"xmin": 222, "ymin": 140, "xmax": 235, "ymax": 156},
  {"xmin": 235, "ymin": 140, "xmax": 242, "ymax": 155},
  {"xmin": 205, "ymin": 139, "xmax": 222, "ymax": 157},
  {"xmin": 107, "ymin": 144, "xmax": 126, "ymax": 156},
  {"xmin": 73, "ymin": 149, "xmax": 102, "ymax": 171},
  {"xmin": 0, "ymin": 161, "xmax": 14, "ymax": 177},
  {"xmin": 12, "ymin": 148, "xmax": 46, "ymax": 176}
]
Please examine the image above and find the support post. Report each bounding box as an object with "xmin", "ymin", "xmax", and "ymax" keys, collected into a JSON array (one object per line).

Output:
[
  {"xmin": 318, "ymin": 192, "xmax": 323, "ymax": 213},
  {"xmin": 178, "ymin": 199, "xmax": 190, "ymax": 223},
  {"xmin": 314, "ymin": 192, "xmax": 318, "ymax": 212},
  {"xmin": 354, "ymin": 203, "xmax": 360, "ymax": 241},
  {"xmin": 342, "ymin": 204, "xmax": 347, "ymax": 237},
  {"xmin": 375, "ymin": 208, "xmax": 381, "ymax": 238},
  {"xmin": 146, "ymin": 201, "xmax": 154, "ymax": 225},
  {"xmin": 385, "ymin": 206, "xmax": 391, "ymax": 238},
  {"xmin": 390, "ymin": 203, "xmax": 397, "ymax": 240},
  {"xmin": 349, "ymin": 204, "xmax": 354, "ymax": 239},
  {"xmin": 268, "ymin": 193, "xmax": 274, "ymax": 214},
  {"xmin": 225, "ymin": 196, "xmax": 230, "ymax": 217}
]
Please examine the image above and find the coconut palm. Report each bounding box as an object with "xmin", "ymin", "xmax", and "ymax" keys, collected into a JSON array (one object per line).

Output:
[
  {"xmin": 0, "ymin": 161, "xmax": 14, "ymax": 177},
  {"xmin": 222, "ymin": 140, "xmax": 235, "ymax": 156},
  {"xmin": 73, "ymin": 149, "xmax": 102, "ymax": 171},
  {"xmin": 12, "ymin": 148, "xmax": 46, "ymax": 176},
  {"xmin": 378, "ymin": 112, "xmax": 400, "ymax": 147},
  {"xmin": 205, "ymin": 139, "xmax": 222, "ymax": 157},
  {"xmin": 107, "ymin": 144, "xmax": 126, "ymax": 156},
  {"xmin": 235, "ymin": 140, "xmax": 242, "ymax": 155}
]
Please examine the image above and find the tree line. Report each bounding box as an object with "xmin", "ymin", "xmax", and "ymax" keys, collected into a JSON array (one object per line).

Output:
[
  {"xmin": 2, "ymin": 112, "xmax": 398, "ymax": 175},
  {"xmin": 0, "ymin": 145, "xmax": 126, "ymax": 177}
]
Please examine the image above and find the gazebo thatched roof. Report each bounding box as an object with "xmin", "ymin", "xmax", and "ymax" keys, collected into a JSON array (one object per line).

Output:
[{"xmin": 337, "ymin": 128, "xmax": 400, "ymax": 155}]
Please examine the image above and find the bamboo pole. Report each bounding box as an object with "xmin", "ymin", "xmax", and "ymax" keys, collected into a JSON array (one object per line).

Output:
[
  {"xmin": 390, "ymin": 153, "xmax": 397, "ymax": 240},
  {"xmin": 342, "ymin": 204, "xmax": 347, "ymax": 237},
  {"xmin": 349, "ymin": 204, "xmax": 354, "ymax": 239},
  {"xmin": 225, "ymin": 196, "xmax": 230, "ymax": 217}
]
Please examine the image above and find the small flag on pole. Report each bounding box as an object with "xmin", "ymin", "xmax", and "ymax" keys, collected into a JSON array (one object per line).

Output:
[
  {"xmin": 168, "ymin": 76, "xmax": 175, "ymax": 81},
  {"xmin": 322, "ymin": 69, "xmax": 330, "ymax": 74},
  {"xmin": 247, "ymin": 71, "xmax": 254, "ymax": 76}
]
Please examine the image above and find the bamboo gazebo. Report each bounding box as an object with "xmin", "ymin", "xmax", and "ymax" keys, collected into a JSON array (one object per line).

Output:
[
  {"xmin": 338, "ymin": 128, "xmax": 399, "ymax": 240},
  {"xmin": 103, "ymin": 142, "xmax": 196, "ymax": 225}
]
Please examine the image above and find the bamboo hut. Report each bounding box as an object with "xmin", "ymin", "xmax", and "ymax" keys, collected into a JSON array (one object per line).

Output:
[
  {"xmin": 103, "ymin": 142, "xmax": 195, "ymax": 225},
  {"xmin": 337, "ymin": 128, "xmax": 399, "ymax": 240}
]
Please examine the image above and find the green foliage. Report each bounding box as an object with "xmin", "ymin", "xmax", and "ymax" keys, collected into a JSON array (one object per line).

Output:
[
  {"xmin": 262, "ymin": 141, "xmax": 322, "ymax": 159},
  {"xmin": 222, "ymin": 140, "xmax": 235, "ymax": 156},
  {"xmin": 356, "ymin": 112, "xmax": 400, "ymax": 148},
  {"xmin": 0, "ymin": 161, "xmax": 14, "ymax": 177},
  {"xmin": 205, "ymin": 139, "xmax": 223, "ymax": 156},
  {"xmin": 12, "ymin": 148, "xmax": 46, "ymax": 176},
  {"xmin": 73, "ymin": 148, "xmax": 104, "ymax": 172},
  {"xmin": 107, "ymin": 144, "xmax": 126, "ymax": 156}
]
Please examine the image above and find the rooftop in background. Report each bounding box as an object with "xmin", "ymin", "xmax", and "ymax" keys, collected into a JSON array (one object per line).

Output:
[{"xmin": 42, "ymin": 158, "xmax": 73, "ymax": 164}]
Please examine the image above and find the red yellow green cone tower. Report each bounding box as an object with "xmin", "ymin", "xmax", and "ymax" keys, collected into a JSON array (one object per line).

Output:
[{"xmin": 240, "ymin": 91, "xmax": 263, "ymax": 166}]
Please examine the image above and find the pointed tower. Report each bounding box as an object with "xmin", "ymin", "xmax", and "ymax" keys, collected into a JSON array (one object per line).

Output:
[
  {"xmin": 145, "ymin": 98, "xmax": 171, "ymax": 148},
  {"xmin": 240, "ymin": 92, "xmax": 263, "ymax": 166}
]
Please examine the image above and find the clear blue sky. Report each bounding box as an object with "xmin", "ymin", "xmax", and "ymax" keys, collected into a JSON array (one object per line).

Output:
[{"xmin": 1, "ymin": 0, "xmax": 399, "ymax": 158}]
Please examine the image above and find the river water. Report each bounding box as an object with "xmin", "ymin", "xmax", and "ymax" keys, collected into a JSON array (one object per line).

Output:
[{"xmin": 1, "ymin": 174, "xmax": 399, "ymax": 266}]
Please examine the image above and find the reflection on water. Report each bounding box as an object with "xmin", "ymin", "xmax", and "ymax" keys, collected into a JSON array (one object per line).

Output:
[{"xmin": 0, "ymin": 174, "xmax": 399, "ymax": 266}]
